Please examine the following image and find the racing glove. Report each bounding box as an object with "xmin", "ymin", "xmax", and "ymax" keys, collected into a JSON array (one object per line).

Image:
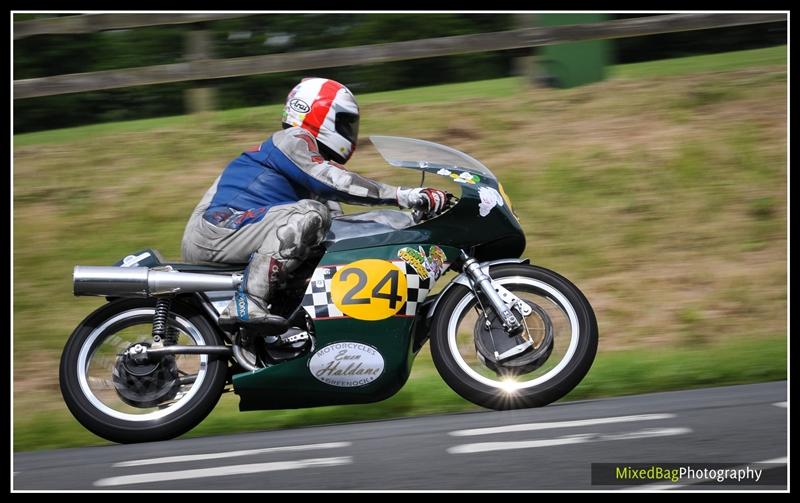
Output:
[{"xmin": 397, "ymin": 187, "xmax": 451, "ymax": 216}]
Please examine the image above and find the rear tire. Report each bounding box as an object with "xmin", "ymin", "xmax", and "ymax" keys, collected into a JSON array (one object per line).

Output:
[
  {"xmin": 59, "ymin": 298, "xmax": 228, "ymax": 443},
  {"xmin": 430, "ymin": 264, "xmax": 598, "ymax": 410}
]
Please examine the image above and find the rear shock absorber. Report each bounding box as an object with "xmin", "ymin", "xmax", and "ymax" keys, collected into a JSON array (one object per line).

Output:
[{"xmin": 151, "ymin": 296, "xmax": 178, "ymax": 346}]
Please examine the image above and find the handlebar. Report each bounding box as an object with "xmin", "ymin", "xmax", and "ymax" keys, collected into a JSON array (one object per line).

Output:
[{"xmin": 411, "ymin": 206, "xmax": 425, "ymax": 224}]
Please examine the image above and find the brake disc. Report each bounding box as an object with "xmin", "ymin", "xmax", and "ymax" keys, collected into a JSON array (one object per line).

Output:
[{"xmin": 474, "ymin": 300, "xmax": 555, "ymax": 375}]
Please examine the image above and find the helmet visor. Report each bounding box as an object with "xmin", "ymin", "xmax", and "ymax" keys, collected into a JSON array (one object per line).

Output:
[{"xmin": 335, "ymin": 112, "xmax": 359, "ymax": 146}]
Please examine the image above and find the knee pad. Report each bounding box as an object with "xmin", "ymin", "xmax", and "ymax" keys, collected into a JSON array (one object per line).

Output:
[
  {"xmin": 298, "ymin": 200, "xmax": 332, "ymax": 247},
  {"xmin": 275, "ymin": 201, "xmax": 331, "ymax": 260}
]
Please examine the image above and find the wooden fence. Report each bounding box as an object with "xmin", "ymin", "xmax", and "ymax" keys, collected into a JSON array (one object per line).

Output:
[
  {"xmin": 13, "ymin": 13, "xmax": 252, "ymax": 39},
  {"xmin": 13, "ymin": 13, "xmax": 786, "ymax": 100}
]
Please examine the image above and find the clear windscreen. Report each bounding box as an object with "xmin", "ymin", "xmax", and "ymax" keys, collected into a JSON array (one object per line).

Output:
[{"xmin": 370, "ymin": 135, "xmax": 497, "ymax": 179}]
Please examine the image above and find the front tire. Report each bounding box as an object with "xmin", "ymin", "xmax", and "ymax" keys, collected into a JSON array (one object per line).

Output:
[
  {"xmin": 430, "ymin": 264, "xmax": 598, "ymax": 410},
  {"xmin": 59, "ymin": 298, "xmax": 228, "ymax": 443}
]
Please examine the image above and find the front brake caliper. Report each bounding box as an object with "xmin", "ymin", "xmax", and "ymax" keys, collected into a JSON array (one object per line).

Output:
[{"xmin": 495, "ymin": 284, "xmax": 532, "ymax": 317}]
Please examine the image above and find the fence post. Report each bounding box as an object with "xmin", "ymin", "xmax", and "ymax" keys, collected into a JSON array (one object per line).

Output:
[
  {"xmin": 513, "ymin": 14, "xmax": 538, "ymax": 85},
  {"xmin": 184, "ymin": 25, "xmax": 216, "ymax": 113}
]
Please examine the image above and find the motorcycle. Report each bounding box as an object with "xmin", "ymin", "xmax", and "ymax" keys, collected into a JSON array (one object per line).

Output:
[{"xmin": 60, "ymin": 135, "xmax": 598, "ymax": 444}]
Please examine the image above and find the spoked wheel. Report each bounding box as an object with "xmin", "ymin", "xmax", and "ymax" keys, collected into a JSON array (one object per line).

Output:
[
  {"xmin": 430, "ymin": 264, "xmax": 598, "ymax": 410},
  {"xmin": 59, "ymin": 298, "xmax": 228, "ymax": 443}
]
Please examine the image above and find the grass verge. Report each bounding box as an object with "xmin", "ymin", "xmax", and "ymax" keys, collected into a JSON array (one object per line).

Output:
[{"xmin": 13, "ymin": 334, "xmax": 785, "ymax": 451}]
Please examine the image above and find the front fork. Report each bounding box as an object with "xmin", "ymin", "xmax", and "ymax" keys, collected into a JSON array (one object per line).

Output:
[{"xmin": 459, "ymin": 250, "xmax": 524, "ymax": 336}]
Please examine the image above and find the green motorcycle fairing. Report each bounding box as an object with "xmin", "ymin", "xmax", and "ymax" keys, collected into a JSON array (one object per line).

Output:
[{"xmin": 233, "ymin": 137, "xmax": 526, "ymax": 410}]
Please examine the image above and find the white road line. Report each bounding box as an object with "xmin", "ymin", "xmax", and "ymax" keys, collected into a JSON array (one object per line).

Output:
[
  {"xmin": 113, "ymin": 441, "xmax": 351, "ymax": 467},
  {"xmin": 448, "ymin": 427, "xmax": 691, "ymax": 454},
  {"xmin": 94, "ymin": 456, "xmax": 352, "ymax": 487},
  {"xmin": 448, "ymin": 413, "xmax": 676, "ymax": 437},
  {"xmin": 773, "ymin": 402, "xmax": 787, "ymax": 408},
  {"xmin": 623, "ymin": 457, "xmax": 788, "ymax": 491}
]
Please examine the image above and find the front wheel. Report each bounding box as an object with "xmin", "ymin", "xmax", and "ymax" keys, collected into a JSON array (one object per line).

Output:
[
  {"xmin": 430, "ymin": 264, "xmax": 598, "ymax": 410},
  {"xmin": 59, "ymin": 298, "xmax": 228, "ymax": 443}
]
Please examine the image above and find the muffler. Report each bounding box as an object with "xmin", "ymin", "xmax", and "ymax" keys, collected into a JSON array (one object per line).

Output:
[{"xmin": 73, "ymin": 266, "xmax": 242, "ymax": 297}]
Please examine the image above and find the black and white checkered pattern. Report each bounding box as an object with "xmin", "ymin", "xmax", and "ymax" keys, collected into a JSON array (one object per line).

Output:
[
  {"xmin": 301, "ymin": 260, "xmax": 434, "ymax": 320},
  {"xmin": 301, "ymin": 265, "xmax": 342, "ymax": 319},
  {"xmin": 400, "ymin": 261, "xmax": 432, "ymax": 316}
]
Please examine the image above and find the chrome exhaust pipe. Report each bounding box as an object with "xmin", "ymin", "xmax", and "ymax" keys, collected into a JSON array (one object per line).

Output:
[{"xmin": 73, "ymin": 266, "xmax": 242, "ymax": 297}]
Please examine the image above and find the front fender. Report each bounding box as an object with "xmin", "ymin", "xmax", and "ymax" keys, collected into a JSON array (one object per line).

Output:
[{"xmin": 425, "ymin": 258, "xmax": 531, "ymax": 320}]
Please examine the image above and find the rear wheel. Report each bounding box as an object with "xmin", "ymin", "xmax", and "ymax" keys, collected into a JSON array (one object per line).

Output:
[
  {"xmin": 59, "ymin": 298, "xmax": 228, "ymax": 443},
  {"xmin": 430, "ymin": 264, "xmax": 598, "ymax": 409}
]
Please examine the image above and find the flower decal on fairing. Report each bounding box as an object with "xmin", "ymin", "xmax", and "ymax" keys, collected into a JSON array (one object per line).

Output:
[
  {"xmin": 397, "ymin": 245, "xmax": 447, "ymax": 281},
  {"xmin": 478, "ymin": 186, "xmax": 505, "ymax": 217}
]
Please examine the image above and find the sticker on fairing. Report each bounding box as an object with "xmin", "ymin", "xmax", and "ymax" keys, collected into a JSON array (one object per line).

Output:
[
  {"xmin": 435, "ymin": 168, "xmax": 480, "ymax": 184},
  {"xmin": 452, "ymin": 171, "xmax": 480, "ymax": 184},
  {"xmin": 330, "ymin": 259, "xmax": 408, "ymax": 321},
  {"xmin": 397, "ymin": 245, "xmax": 446, "ymax": 281},
  {"xmin": 498, "ymin": 182, "xmax": 520, "ymax": 222},
  {"xmin": 309, "ymin": 342, "xmax": 385, "ymax": 387},
  {"xmin": 478, "ymin": 186, "xmax": 505, "ymax": 217}
]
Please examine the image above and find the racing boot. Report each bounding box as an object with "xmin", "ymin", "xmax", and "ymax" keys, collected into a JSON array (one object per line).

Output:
[{"xmin": 217, "ymin": 289, "xmax": 288, "ymax": 332}]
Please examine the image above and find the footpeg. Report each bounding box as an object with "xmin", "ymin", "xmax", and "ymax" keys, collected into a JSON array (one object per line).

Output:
[
  {"xmin": 259, "ymin": 327, "xmax": 312, "ymax": 363},
  {"xmin": 264, "ymin": 327, "xmax": 310, "ymax": 349},
  {"xmin": 220, "ymin": 313, "xmax": 289, "ymax": 336}
]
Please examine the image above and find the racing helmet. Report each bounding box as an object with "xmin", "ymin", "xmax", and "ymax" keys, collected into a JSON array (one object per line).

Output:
[{"xmin": 282, "ymin": 77, "xmax": 360, "ymax": 164}]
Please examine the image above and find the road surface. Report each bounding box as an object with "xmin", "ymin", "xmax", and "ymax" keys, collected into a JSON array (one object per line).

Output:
[{"xmin": 13, "ymin": 381, "xmax": 787, "ymax": 490}]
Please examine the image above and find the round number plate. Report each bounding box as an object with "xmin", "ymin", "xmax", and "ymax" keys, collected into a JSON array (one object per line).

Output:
[{"xmin": 331, "ymin": 259, "xmax": 408, "ymax": 321}]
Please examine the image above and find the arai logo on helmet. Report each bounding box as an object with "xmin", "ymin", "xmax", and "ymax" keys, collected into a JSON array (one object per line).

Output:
[
  {"xmin": 289, "ymin": 98, "xmax": 310, "ymax": 114},
  {"xmin": 308, "ymin": 342, "xmax": 385, "ymax": 387}
]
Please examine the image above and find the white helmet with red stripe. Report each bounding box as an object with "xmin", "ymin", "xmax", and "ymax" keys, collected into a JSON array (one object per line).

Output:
[{"xmin": 282, "ymin": 77, "xmax": 360, "ymax": 164}]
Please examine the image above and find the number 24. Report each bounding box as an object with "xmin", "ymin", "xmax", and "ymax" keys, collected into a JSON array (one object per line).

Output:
[{"xmin": 340, "ymin": 268, "xmax": 403, "ymax": 309}]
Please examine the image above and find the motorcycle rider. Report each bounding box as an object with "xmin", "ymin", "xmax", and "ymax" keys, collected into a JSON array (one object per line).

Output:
[{"xmin": 181, "ymin": 77, "xmax": 450, "ymax": 328}]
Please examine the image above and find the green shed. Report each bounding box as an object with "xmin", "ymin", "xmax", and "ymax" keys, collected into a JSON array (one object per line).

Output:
[{"xmin": 536, "ymin": 14, "xmax": 612, "ymax": 88}]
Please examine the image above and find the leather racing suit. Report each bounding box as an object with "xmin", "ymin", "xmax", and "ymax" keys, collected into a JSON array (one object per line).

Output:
[{"xmin": 181, "ymin": 126, "xmax": 404, "ymax": 310}]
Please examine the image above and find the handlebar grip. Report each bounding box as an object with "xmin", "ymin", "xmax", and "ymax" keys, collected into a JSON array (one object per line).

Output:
[{"xmin": 410, "ymin": 191, "xmax": 455, "ymax": 223}]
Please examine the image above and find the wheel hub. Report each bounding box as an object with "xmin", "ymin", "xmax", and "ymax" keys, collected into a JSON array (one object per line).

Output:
[
  {"xmin": 474, "ymin": 300, "xmax": 554, "ymax": 375},
  {"xmin": 113, "ymin": 342, "xmax": 179, "ymax": 408}
]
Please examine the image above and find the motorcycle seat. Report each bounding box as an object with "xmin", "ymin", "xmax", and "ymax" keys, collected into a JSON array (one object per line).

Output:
[
  {"xmin": 113, "ymin": 248, "xmax": 246, "ymax": 273},
  {"xmin": 166, "ymin": 262, "xmax": 246, "ymax": 273}
]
